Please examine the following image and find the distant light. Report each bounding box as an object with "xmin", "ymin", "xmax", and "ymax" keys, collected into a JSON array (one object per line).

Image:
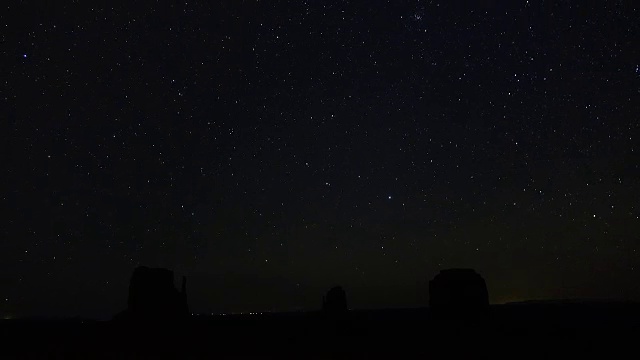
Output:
[
  {"xmin": 388, "ymin": 195, "xmax": 392, "ymax": 199},
  {"xmin": 23, "ymin": 54, "xmax": 27, "ymax": 58}
]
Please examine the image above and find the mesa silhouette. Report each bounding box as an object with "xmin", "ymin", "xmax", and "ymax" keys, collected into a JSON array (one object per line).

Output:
[
  {"xmin": 113, "ymin": 266, "xmax": 188, "ymax": 322},
  {"xmin": 322, "ymin": 285, "xmax": 348, "ymax": 314}
]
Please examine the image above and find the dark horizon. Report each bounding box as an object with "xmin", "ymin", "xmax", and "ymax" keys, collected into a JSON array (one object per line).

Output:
[
  {"xmin": 3, "ymin": 1, "xmax": 639, "ymax": 320},
  {"xmin": 4, "ymin": 267, "xmax": 639, "ymax": 321}
]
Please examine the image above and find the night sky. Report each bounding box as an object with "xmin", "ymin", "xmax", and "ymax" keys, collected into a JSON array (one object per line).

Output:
[{"xmin": 3, "ymin": 1, "xmax": 640, "ymax": 319}]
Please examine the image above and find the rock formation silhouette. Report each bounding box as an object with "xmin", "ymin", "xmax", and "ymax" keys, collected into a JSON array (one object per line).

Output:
[
  {"xmin": 429, "ymin": 269, "xmax": 489, "ymax": 322},
  {"xmin": 322, "ymin": 286, "xmax": 348, "ymax": 313},
  {"xmin": 114, "ymin": 266, "xmax": 188, "ymax": 321}
]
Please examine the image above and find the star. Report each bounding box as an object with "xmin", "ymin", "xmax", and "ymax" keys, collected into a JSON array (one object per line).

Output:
[{"xmin": 4, "ymin": 0, "xmax": 639, "ymax": 319}]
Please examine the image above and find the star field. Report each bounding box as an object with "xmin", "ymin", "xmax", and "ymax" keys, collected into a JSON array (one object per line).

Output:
[{"xmin": 3, "ymin": 1, "xmax": 639, "ymax": 318}]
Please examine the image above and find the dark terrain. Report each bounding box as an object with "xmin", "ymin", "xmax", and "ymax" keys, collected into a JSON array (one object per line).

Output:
[{"xmin": 3, "ymin": 302, "xmax": 640, "ymax": 358}]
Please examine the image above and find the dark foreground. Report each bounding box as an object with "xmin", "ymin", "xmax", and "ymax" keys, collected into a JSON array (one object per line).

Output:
[{"xmin": 3, "ymin": 302, "xmax": 640, "ymax": 359}]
